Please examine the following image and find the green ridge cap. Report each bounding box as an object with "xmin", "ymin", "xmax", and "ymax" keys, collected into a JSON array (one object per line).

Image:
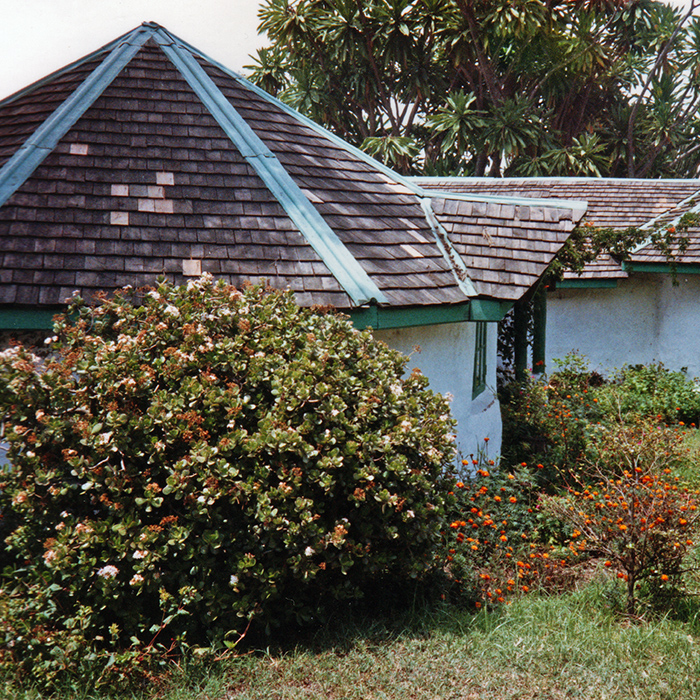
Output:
[
  {"xmin": 152, "ymin": 27, "xmax": 387, "ymax": 308},
  {"xmin": 0, "ymin": 26, "xmax": 152, "ymax": 208}
]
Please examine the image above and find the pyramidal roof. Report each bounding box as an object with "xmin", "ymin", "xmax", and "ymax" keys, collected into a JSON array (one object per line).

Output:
[{"xmin": 0, "ymin": 23, "xmax": 586, "ymax": 314}]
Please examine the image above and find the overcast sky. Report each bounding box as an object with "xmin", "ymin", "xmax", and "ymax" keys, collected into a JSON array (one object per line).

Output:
[
  {"xmin": 0, "ymin": 0, "xmax": 268, "ymax": 99},
  {"xmin": 0, "ymin": 0, "xmax": 696, "ymax": 101}
]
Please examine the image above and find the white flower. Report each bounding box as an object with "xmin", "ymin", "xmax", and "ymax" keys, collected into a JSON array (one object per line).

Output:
[
  {"xmin": 229, "ymin": 575, "xmax": 239, "ymax": 586},
  {"xmin": 43, "ymin": 550, "xmax": 57, "ymax": 564},
  {"xmin": 304, "ymin": 547, "xmax": 315, "ymax": 557},
  {"xmin": 132, "ymin": 550, "xmax": 148, "ymax": 560},
  {"xmin": 400, "ymin": 420, "xmax": 412, "ymax": 431},
  {"xmin": 444, "ymin": 392, "xmax": 454, "ymax": 403},
  {"xmin": 406, "ymin": 510, "xmax": 415, "ymax": 519},
  {"xmin": 147, "ymin": 291, "xmax": 162, "ymax": 301},
  {"xmin": 164, "ymin": 305, "xmax": 180, "ymax": 317},
  {"xmin": 390, "ymin": 383, "xmax": 403, "ymax": 396},
  {"xmin": 129, "ymin": 574, "xmax": 144, "ymax": 586},
  {"xmin": 97, "ymin": 565, "xmax": 119, "ymax": 579}
]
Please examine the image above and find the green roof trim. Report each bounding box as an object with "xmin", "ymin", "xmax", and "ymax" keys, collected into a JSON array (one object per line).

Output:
[
  {"xmin": 153, "ymin": 27, "xmax": 387, "ymax": 308},
  {"xmin": 0, "ymin": 307, "xmax": 61, "ymax": 330},
  {"xmin": 0, "ymin": 27, "xmax": 151, "ymax": 208},
  {"xmin": 622, "ymin": 261, "xmax": 700, "ymax": 274},
  {"xmin": 349, "ymin": 299, "xmax": 509, "ymax": 330},
  {"xmin": 557, "ymin": 278, "xmax": 620, "ymax": 289}
]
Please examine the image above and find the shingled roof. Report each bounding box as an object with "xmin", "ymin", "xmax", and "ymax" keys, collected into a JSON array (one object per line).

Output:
[
  {"xmin": 416, "ymin": 177, "xmax": 700, "ymax": 282},
  {"xmin": 0, "ymin": 24, "xmax": 585, "ymax": 320}
]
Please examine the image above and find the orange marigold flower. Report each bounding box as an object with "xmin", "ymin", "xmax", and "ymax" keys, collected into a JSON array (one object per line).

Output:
[
  {"xmin": 604, "ymin": 561, "xmax": 612, "ymax": 567},
  {"xmin": 509, "ymin": 496, "xmax": 517, "ymax": 503},
  {"xmin": 661, "ymin": 574, "xmax": 669, "ymax": 581},
  {"xmin": 522, "ymin": 585, "xmax": 529, "ymax": 592},
  {"xmin": 507, "ymin": 474, "xmax": 515, "ymax": 480}
]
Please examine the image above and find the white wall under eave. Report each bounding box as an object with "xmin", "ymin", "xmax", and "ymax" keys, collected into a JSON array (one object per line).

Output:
[
  {"xmin": 546, "ymin": 273, "xmax": 700, "ymax": 377},
  {"xmin": 373, "ymin": 321, "xmax": 502, "ymax": 460}
]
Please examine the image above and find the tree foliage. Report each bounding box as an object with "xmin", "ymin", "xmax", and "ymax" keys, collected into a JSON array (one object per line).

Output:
[{"xmin": 249, "ymin": 0, "xmax": 700, "ymax": 177}]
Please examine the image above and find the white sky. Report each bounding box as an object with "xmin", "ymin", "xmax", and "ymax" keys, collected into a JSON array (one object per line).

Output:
[
  {"xmin": 0, "ymin": 0, "xmax": 268, "ymax": 100},
  {"xmin": 0, "ymin": 0, "xmax": 695, "ymax": 101}
]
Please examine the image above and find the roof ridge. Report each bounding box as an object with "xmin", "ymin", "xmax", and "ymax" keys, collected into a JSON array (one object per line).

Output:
[
  {"xmin": 419, "ymin": 187, "xmax": 588, "ymax": 215},
  {"xmin": 0, "ymin": 24, "xmax": 154, "ymax": 209},
  {"xmin": 629, "ymin": 186, "xmax": 700, "ymax": 255},
  {"xmin": 150, "ymin": 25, "xmax": 388, "ymax": 307}
]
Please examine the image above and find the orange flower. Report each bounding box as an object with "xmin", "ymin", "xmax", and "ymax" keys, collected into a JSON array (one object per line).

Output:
[
  {"xmin": 604, "ymin": 560, "xmax": 612, "ymax": 567},
  {"xmin": 509, "ymin": 496, "xmax": 517, "ymax": 503},
  {"xmin": 661, "ymin": 574, "xmax": 669, "ymax": 581}
]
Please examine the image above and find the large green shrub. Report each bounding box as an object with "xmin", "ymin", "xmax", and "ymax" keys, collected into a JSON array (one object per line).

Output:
[{"xmin": 0, "ymin": 277, "xmax": 455, "ymax": 689}]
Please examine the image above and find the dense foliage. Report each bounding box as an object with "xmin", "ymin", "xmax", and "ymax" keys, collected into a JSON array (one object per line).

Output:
[
  {"xmin": 250, "ymin": 0, "xmax": 700, "ymax": 178},
  {"xmin": 0, "ymin": 277, "xmax": 456, "ymax": 690},
  {"xmin": 446, "ymin": 356, "xmax": 700, "ymax": 615}
]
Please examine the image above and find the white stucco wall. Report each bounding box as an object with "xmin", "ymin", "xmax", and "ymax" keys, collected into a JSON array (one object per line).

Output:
[
  {"xmin": 547, "ymin": 273, "xmax": 700, "ymax": 376},
  {"xmin": 373, "ymin": 321, "xmax": 502, "ymax": 459}
]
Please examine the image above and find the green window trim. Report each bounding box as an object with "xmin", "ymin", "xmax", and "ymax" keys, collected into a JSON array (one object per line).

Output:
[{"xmin": 472, "ymin": 321, "xmax": 487, "ymax": 399}]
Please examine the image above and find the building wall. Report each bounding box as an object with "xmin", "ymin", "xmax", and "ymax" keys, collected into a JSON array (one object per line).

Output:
[
  {"xmin": 373, "ymin": 321, "xmax": 502, "ymax": 459},
  {"xmin": 547, "ymin": 273, "xmax": 700, "ymax": 376}
]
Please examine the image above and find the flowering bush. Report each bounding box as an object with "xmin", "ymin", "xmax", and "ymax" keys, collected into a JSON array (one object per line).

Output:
[
  {"xmin": 0, "ymin": 277, "xmax": 456, "ymax": 690},
  {"xmin": 500, "ymin": 354, "xmax": 700, "ymax": 486},
  {"xmin": 443, "ymin": 448, "xmax": 580, "ymax": 608},
  {"xmin": 542, "ymin": 419, "xmax": 700, "ymax": 615}
]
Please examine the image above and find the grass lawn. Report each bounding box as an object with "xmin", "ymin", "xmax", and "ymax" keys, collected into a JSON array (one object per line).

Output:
[{"xmin": 144, "ymin": 580, "xmax": 700, "ymax": 700}]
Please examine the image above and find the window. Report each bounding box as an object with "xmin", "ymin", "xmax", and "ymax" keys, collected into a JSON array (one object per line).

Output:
[{"xmin": 472, "ymin": 321, "xmax": 487, "ymax": 398}]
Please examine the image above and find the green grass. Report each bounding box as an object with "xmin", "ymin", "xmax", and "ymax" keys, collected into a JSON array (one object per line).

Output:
[
  {"xmin": 4, "ymin": 581, "xmax": 700, "ymax": 699},
  {"xmin": 144, "ymin": 582, "xmax": 700, "ymax": 700}
]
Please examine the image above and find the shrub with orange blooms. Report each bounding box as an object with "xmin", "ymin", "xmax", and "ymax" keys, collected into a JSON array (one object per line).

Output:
[
  {"xmin": 444, "ymin": 450, "xmax": 579, "ymax": 607},
  {"xmin": 542, "ymin": 420, "xmax": 700, "ymax": 614},
  {"xmin": 499, "ymin": 355, "xmax": 700, "ymax": 488}
]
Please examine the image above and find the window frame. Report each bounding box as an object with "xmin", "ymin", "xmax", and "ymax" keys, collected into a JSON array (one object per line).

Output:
[{"xmin": 472, "ymin": 320, "xmax": 487, "ymax": 399}]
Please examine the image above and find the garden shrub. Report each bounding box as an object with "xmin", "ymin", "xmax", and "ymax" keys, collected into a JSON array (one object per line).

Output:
[
  {"xmin": 599, "ymin": 363, "xmax": 700, "ymax": 426},
  {"xmin": 499, "ymin": 354, "xmax": 604, "ymax": 484},
  {"xmin": 443, "ymin": 448, "xmax": 580, "ymax": 608},
  {"xmin": 500, "ymin": 354, "xmax": 700, "ymax": 485},
  {"xmin": 0, "ymin": 276, "xmax": 456, "ymax": 690},
  {"xmin": 542, "ymin": 418, "xmax": 700, "ymax": 615}
]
